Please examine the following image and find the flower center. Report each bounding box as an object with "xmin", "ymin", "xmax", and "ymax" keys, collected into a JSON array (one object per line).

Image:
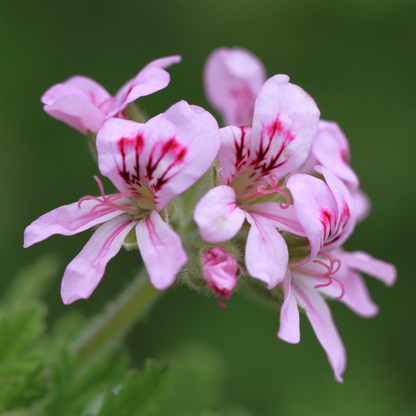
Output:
[{"xmin": 78, "ymin": 176, "xmax": 151, "ymax": 219}]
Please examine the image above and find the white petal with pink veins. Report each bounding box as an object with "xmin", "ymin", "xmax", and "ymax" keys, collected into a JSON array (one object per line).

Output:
[
  {"xmin": 24, "ymin": 198, "xmax": 124, "ymax": 248},
  {"xmin": 245, "ymin": 213, "xmax": 288, "ymax": 288},
  {"xmin": 291, "ymin": 274, "xmax": 346, "ymax": 382},
  {"xmin": 136, "ymin": 211, "xmax": 187, "ymax": 290},
  {"xmin": 194, "ymin": 185, "xmax": 246, "ymax": 243},
  {"xmin": 61, "ymin": 215, "xmax": 135, "ymax": 304},
  {"xmin": 250, "ymin": 74, "xmax": 320, "ymax": 178}
]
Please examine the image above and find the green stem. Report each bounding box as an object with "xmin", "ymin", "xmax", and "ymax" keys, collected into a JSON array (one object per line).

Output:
[{"xmin": 73, "ymin": 269, "xmax": 162, "ymax": 366}]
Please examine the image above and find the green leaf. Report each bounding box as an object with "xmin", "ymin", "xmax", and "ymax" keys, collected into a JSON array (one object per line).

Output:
[
  {"xmin": 159, "ymin": 344, "xmax": 226, "ymax": 416},
  {"xmin": 0, "ymin": 302, "xmax": 46, "ymax": 364},
  {"xmin": 3, "ymin": 254, "xmax": 60, "ymax": 306},
  {"xmin": 84, "ymin": 361, "xmax": 168, "ymax": 416}
]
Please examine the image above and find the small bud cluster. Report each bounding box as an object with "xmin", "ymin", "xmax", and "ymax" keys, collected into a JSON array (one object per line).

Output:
[{"xmin": 24, "ymin": 48, "xmax": 396, "ymax": 381}]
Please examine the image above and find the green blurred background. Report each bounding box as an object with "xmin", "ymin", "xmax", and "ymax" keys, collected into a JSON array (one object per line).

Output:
[{"xmin": 1, "ymin": 0, "xmax": 415, "ymax": 414}]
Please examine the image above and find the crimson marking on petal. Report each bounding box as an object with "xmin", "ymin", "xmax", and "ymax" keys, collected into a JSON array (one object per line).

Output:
[
  {"xmin": 251, "ymin": 116, "xmax": 296, "ymax": 175},
  {"xmin": 233, "ymin": 127, "xmax": 251, "ymax": 177},
  {"xmin": 145, "ymin": 137, "xmax": 188, "ymax": 193},
  {"xmin": 319, "ymin": 202, "xmax": 351, "ymax": 247},
  {"xmin": 117, "ymin": 134, "xmax": 145, "ymax": 188}
]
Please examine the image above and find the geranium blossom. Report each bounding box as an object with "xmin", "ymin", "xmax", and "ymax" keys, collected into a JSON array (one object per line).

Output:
[
  {"xmin": 194, "ymin": 74, "xmax": 320, "ymax": 289},
  {"xmin": 41, "ymin": 56, "xmax": 181, "ymax": 135},
  {"xmin": 24, "ymin": 101, "xmax": 220, "ymax": 304},
  {"xmin": 278, "ymin": 168, "xmax": 396, "ymax": 381},
  {"xmin": 204, "ymin": 47, "xmax": 266, "ymax": 126}
]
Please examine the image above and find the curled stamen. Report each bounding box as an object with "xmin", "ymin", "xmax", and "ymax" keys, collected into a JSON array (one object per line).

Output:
[
  {"xmin": 77, "ymin": 176, "xmax": 135, "ymax": 214},
  {"xmin": 257, "ymin": 174, "xmax": 290, "ymax": 209},
  {"xmin": 313, "ymin": 252, "xmax": 345, "ymax": 299}
]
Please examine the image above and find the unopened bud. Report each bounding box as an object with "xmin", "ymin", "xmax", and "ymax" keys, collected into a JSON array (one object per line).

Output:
[{"xmin": 201, "ymin": 248, "xmax": 238, "ymax": 308}]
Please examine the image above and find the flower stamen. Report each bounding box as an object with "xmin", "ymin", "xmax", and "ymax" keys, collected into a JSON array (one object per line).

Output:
[
  {"xmin": 78, "ymin": 176, "xmax": 136, "ymax": 214},
  {"xmin": 313, "ymin": 252, "xmax": 345, "ymax": 299},
  {"xmin": 257, "ymin": 174, "xmax": 290, "ymax": 209}
]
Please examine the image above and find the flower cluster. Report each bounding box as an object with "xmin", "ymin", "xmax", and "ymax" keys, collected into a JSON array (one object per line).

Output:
[{"xmin": 25, "ymin": 47, "xmax": 396, "ymax": 381}]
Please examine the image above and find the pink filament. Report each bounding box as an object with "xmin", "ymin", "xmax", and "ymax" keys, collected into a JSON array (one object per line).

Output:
[
  {"xmin": 78, "ymin": 176, "xmax": 135, "ymax": 214},
  {"xmin": 313, "ymin": 252, "xmax": 345, "ymax": 299},
  {"xmin": 257, "ymin": 174, "xmax": 290, "ymax": 209}
]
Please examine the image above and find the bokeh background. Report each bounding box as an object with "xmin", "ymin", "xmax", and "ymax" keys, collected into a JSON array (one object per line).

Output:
[{"xmin": 1, "ymin": 0, "xmax": 415, "ymax": 414}]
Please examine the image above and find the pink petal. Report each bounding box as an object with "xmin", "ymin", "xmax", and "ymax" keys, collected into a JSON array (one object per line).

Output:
[
  {"xmin": 292, "ymin": 274, "xmax": 346, "ymax": 382},
  {"xmin": 41, "ymin": 75, "xmax": 111, "ymax": 106},
  {"xmin": 204, "ymin": 47, "xmax": 266, "ymax": 126},
  {"xmin": 336, "ymin": 250, "xmax": 397, "ymax": 286},
  {"xmin": 245, "ymin": 213, "xmax": 288, "ymax": 288},
  {"xmin": 136, "ymin": 211, "xmax": 187, "ymax": 290},
  {"xmin": 24, "ymin": 199, "xmax": 123, "ymax": 248},
  {"xmin": 335, "ymin": 268, "xmax": 379, "ymax": 318},
  {"xmin": 44, "ymin": 95, "xmax": 106, "ymax": 135},
  {"xmin": 61, "ymin": 215, "xmax": 135, "ymax": 304},
  {"xmin": 248, "ymin": 202, "xmax": 305, "ymax": 236},
  {"xmin": 312, "ymin": 121, "xmax": 359, "ymax": 191},
  {"xmin": 109, "ymin": 67, "xmax": 171, "ymax": 118},
  {"xmin": 353, "ymin": 189, "xmax": 371, "ymax": 223},
  {"xmin": 277, "ymin": 269, "xmax": 300, "ymax": 344},
  {"xmin": 141, "ymin": 55, "xmax": 182, "ymax": 71},
  {"xmin": 250, "ymin": 74, "xmax": 320, "ymax": 178},
  {"xmin": 194, "ymin": 185, "xmax": 246, "ymax": 243},
  {"xmin": 109, "ymin": 56, "xmax": 181, "ymax": 118},
  {"xmin": 287, "ymin": 173, "xmax": 336, "ymax": 260}
]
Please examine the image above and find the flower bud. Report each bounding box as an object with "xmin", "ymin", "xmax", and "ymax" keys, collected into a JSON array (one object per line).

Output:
[{"xmin": 201, "ymin": 248, "xmax": 238, "ymax": 308}]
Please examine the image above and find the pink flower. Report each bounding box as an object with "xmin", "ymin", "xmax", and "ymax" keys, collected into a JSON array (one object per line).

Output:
[
  {"xmin": 278, "ymin": 169, "xmax": 396, "ymax": 382},
  {"xmin": 24, "ymin": 101, "xmax": 220, "ymax": 304},
  {"xmin": 194, "ymin": 74, "xmax": 320, "ymax": 289},
  {"xmin": 201, "ymin": 247, "xmax": 238, "ymax": 308},
  {"xmin": 204, "ymin": 47, "xmax": 266, "ymax": 126},
  {"xmin": 41, "ymin": 56, "xmax": 181, "ymax": 135}
]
